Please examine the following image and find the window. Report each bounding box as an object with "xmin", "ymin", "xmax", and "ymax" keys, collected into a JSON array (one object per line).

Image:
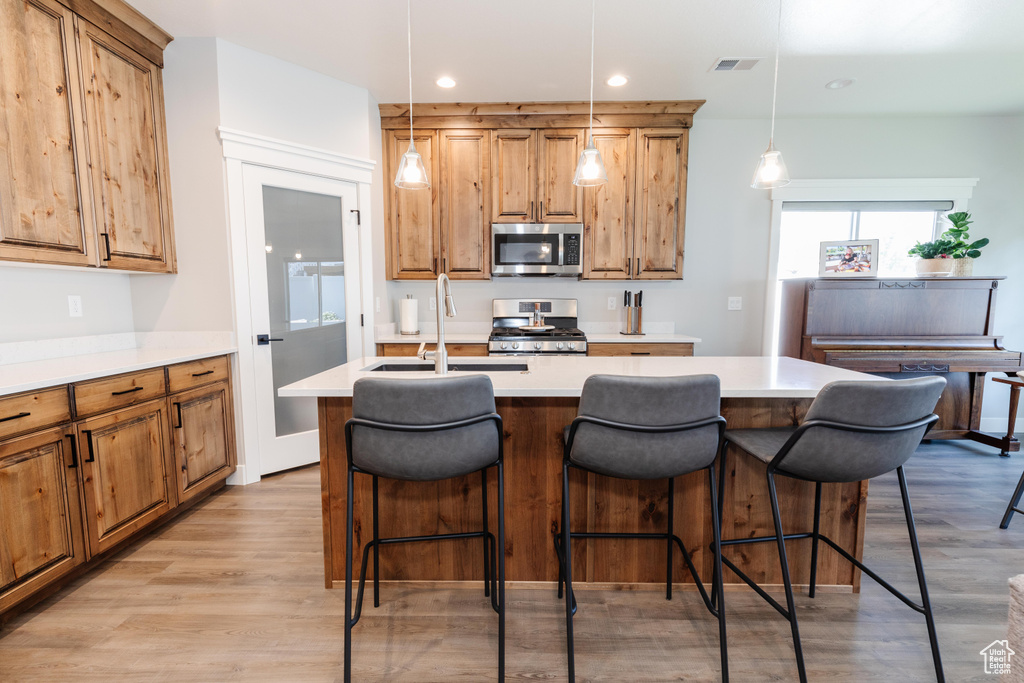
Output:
[{"xmin": 285, "ymin": 260, "xmax": 346, "ymax": 331}]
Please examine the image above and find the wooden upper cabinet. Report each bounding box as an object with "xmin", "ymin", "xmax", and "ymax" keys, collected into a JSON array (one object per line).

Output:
[
  {"xmin": 490, "ymin": 129, "xmax": 535, "ymax": 223},
  {"xmin": 634, "ymin": 128, "xmax": 687, "ymax": 279},
  {"xmin": 440, "ymin": 130, "xmax": 489, "ymax": 279},
  {"xmin": 386, "ymin": 129, "xmax": 439, "ymax": 279},
  {"xmin": 77, "ymin": 20, "xmax": 174, "ymax": 273},
  {"xmin": 0, "ymin": 425, "xmax": 86, "ymax": 613},
  {"xmin": 537, "ymin": 128, "xmax": 584, "ymax": 223},
  {"xmin": 77, "ymin": 399, "xmax": 174, "ymax": 555},
  {"xmin": 582, "ymin": 128, "xmax": 635, "ymax": 279},
  {"xmin": 0, "ymin": 0, "xmax": 96, "ymax": 266}
]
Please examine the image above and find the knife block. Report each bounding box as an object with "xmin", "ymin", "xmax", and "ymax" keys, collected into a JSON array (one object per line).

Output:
[{"xmin": 622, "ymin": 306, "xmax": 643, "ymax": 335}]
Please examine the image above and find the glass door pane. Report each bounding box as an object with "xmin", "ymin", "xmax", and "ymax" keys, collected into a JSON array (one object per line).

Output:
[{"xmin": 262, "ymin": 186, "xmax": 348, "ymax": 437}]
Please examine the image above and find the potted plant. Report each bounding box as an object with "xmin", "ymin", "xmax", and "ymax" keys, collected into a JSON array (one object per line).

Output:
[
  {"xmin": 941, "ymin": 211, "xmax": 989, "ymax": 276},
  {"xmin": 907, "ymin": 237, "xmax": 956, "ymax": 276}
]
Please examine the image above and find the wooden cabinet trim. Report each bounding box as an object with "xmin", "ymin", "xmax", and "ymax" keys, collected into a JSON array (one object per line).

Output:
[
  {"xmin": 58, "ymin": 0, "xmax": 172, "ymax": 66},
  {"xmin": 380, "ymin": 101, "xmax": 705, "ymax": 130}
]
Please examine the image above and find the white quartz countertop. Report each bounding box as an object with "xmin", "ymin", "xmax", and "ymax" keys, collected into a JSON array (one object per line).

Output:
[
  {"xmin": 374, "ymin": 332, "xmax": 701, "ymax": 345},
  {"xmin": 0, "ymin": 345, "xmax": 237, "ymax": 396},
  {"xmin": 279, "ymin": 355, "xmax": 873, "ymax": 399}
]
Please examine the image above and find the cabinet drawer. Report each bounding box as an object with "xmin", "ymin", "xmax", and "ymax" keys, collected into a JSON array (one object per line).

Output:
[
  {"xmin": 377, "ymin": 343, "xmax": 489, "ymax": 357},
  {"xmin": 73, "ymin": 368, "xmax": 167, "ymax": 418},
  {"xmin": 0, "ymin": 387, "xmax": 72, "ymax": 441},
  {"xmin": 587, "ymin": 342, "xmax": 694, "ymax": 357},
  {"xmin": 167, "ymin": 356, "xmax": 230, "ymax": 394}
]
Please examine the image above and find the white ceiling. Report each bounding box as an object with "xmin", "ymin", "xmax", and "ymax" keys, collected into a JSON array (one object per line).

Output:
[{"xmin": 126, "ymin": 0, "xmax": 1024, "ymax": 118}]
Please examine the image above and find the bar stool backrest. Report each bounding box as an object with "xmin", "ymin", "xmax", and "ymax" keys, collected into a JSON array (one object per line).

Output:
[
  {"xmin": 779, "ymin": 376, "xmax": 946, "ymax": 483},
  {"xmin": 350, "ymin": 376, "xmax": 500, "ymax": 481},
  {"xmin": 570, "ymin": 374, "xmax": 722, "ymax": 479}
]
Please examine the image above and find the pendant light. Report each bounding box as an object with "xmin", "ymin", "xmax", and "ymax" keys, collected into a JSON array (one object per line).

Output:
[
  {"xmin": 573, "ymin": 0, "xmax": 608, "ymax": 187},
  {"xmin": 394, "ymin": 0, "xmax": 429, "ymax": 190},
  {"xmin": 751, "ymin": 0, "xmax": 790, "ymax": 189}
]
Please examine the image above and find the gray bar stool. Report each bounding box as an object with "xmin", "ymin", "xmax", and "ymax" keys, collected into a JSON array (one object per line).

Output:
[
  {"xmin": 344, "ymin": 375, "xmax": 505, "ymax": 682},
  {"xmin": 554, "ymin": 374, "xmax": 729, "ymax": 682},
  {"xmin": 717, "ymin": 376, "xmax": 946, "ymax": 683}
]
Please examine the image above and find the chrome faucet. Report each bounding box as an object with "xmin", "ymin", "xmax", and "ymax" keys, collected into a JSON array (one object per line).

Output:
[{"xmin": 417, "ymin": 273, "xmax": 457, "ymax": 374}]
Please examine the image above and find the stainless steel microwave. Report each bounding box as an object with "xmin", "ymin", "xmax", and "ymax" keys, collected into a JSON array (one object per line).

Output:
[{"xmin": 491, "ymin": 223, "xmax": 583, "ymax": 277}]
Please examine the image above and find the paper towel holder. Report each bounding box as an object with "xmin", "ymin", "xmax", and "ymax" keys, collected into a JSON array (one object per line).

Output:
[{"xmin": 400, "ymin": 295, "xmax": 420, "ymax": 335}]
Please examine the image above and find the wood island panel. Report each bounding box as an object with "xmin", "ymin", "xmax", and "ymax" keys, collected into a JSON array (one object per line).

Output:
[{"xmin": 318, "ymin": 394, "xmax": 866, "ymax": 591}]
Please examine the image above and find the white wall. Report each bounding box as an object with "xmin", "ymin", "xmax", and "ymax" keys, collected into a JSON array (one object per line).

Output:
[
  {"xmin": 0, "ymin": 267, "xmax": 134, "ymax": 343},
  {"xmin": 384, "ymin": 114, "xmax": 1024, "ymax": 423},
  {"xmin": 130, "ymin": 38, "xmax": 234, "ymax": 334}
]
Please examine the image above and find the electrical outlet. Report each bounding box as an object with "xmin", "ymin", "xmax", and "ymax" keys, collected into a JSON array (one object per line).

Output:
[
  {"xmin": 728, "ymin": 296, "xmax": 742, "ymax": 311},
  {"xmin": 68, "ymin": 295, "xmax": 83, "ymax": 317},
  {"xmin": 607, "ymin": 297, "xmax": 617, "ymax": 310},
  {"xmin": 429, "ymin": 296, "xmax": 436, "ymax": 311},
  {"xmin": 375, "ymin": 297, "xmax": 381, "ymax": 313}
]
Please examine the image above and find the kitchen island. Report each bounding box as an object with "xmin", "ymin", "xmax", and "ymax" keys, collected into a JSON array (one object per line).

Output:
[{"xmin": 281, "ymin": 356, "xmax": 877, "ymax": 592}]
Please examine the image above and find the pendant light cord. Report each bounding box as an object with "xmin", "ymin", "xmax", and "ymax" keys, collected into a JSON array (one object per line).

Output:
[
  {"xmin": 407, "ymin": 0, "xmax": 414, "ymax": 140},
  {"xmin": 769, "ymin": 0, "xmax": 782, "ymax": 144},
  {"xmin": 588, "ymin": 0, "xmax": 596, "ymax": 141}
]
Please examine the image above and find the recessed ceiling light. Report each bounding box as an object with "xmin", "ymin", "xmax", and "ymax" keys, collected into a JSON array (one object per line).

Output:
[
  {"xmin": 826, "ymin": 78, "xmax": 856, "ymax": 90},
  {"xmin": 436, "ymin": 76, "xmax": 456, "ymax": 88},
  {"xmin": 606, "ymin": 75, "xmax": 628, "ymax": 87}
]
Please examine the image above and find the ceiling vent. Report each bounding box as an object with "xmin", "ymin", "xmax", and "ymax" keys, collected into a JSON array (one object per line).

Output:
[{"xmin": 711, "ymin": 58, "xmax": 760, "ymax": 72}]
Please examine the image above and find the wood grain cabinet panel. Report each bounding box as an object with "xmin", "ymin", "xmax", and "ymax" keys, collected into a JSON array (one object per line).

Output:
[
  {"xmin": 587, "ymin": 342, "xmax": 694, "ymax": 357},
  {"xmin": 166, "ymin": 355, "xmax": 229, "ymax": 394},
  {"xmin": 376, "ymin": 343, "xmax": 488, "ymax": 357},
  {"xmin": 537, "ymin": 128, "xmax": 584, "ymax": 223},
  {"xmin": 385, "ymin": 129, "xmax": 439, "ymax": 279},
  {"xmin": 582, "ymin": 128, "xmax": 635, "ymax": 279},
  {"xmin": 77, "ymin": 399, "xmax": 174, "ymax": 555},
  {"xmin": 72, "ymin": 367, "xmax": 166, "ymax": 418},
  {"xmin": 0, "ymin": 425, "xmax": 86, "ymax": 612},
  {"xmin": 169, "ymin": 381, "xmax": 235, "ymax": 505},
  {"xmin": 439, "ymin": 130, "xmax": 489, "ymax": 279},
  {"xmin": 0, "ymin": 0, "xmax": 97, "ymax": 266},
  {"xmin": 77, "ymin": 19, "xmax": 174, "ymax": 273},
  {"xmin": 634, "ymin": 128, "xmax": 687, "ymax": 279},
  {"xmin": 0, "ymin": 386, "xmax": 71, "ymax": 441},
  {"xmin": 490, "ymin": 129, "xmax": 536, "ymax": 223}
]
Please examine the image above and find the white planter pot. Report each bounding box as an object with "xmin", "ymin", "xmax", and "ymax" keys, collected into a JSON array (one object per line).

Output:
[{"xmin": 915, "ymin": 258, "xmax": 954, "ymax": 277}]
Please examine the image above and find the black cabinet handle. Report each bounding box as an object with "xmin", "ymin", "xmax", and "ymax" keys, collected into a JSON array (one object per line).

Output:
[
  {"xmin": 66, "ymin": 434, "xmax": 78, "ymax": 468},
  {"xmin": 539, "ymin": 200, "xmax": 544, "ymax": 218},
  {"xmin": 0, "ymin": 411, "xmax": 30, "ymax": 423},
  {"xmin": 256, "ymin": 334, "xmax": 284, "ymax": 345},
  {"xmin": 433, "ymin": 257, "xmax": 437, "ymax": 274},
  {"xmin": 83, "ymin": 430, "xmax": 95, "ymax": 463},
  {"xmin": 529, "ymin": 200, "xmax": 534, "ymax": 220},
  {"xmin": 630, "ymin": 352, "xmax": 651, "ymax": 356},
  {"xmin": 173, "ymin": 402, "xmax": 183, "ymax": 429},
  {"xmin": 101, "ymin": 233, "xmax": 112, "ymax": 262},
  {"xmin": 191, "ymin": 370, "xmax": 214, "ymax": 377},
  {"xmin": 112, "ymin": 386, "xmax": 144, "ymax": 396},
  {"xmin": 443, "ymin": 257, "xmax": 447, "ymax": 273},
  {"xmin": 636, "ymin": 257, "xmax": 640, "ymax": 276}
]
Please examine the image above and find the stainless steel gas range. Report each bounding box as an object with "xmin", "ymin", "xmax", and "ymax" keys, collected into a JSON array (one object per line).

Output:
[{"xmin": 487, "ymin": 299, "xmax": 587, "ymax": 356}]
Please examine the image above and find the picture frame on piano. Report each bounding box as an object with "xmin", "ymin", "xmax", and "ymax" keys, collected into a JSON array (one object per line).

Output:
[{"xmin": 819, "ymin": 239, "xmax": 879, "ymax": 278}]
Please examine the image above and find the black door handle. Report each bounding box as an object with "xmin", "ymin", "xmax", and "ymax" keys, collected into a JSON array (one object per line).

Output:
[
  {"xmin": 257, "ymin": 335, "xmax": 284, "ymax": 345},
  {"xmin": 83, "ymin": 430, "xmax": 96, "ymax": 463},
  {"xmin": 66, "ymin": 434, "xmax": 79, "ymax": 468}
]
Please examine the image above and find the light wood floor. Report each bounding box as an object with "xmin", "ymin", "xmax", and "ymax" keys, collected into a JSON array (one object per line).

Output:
[{"xmin": 1, "ymin": 440, "xmax": 1021, "ymax": 682}]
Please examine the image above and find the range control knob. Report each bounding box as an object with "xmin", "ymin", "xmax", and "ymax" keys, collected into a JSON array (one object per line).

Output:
[
  {"xmin": 567, "ymin": 342, "xmax": 575, "ymax": 350},
  {"xmin": 534, "ymin": 342, "xmax": 542, "ymax": 350},
  {"xmin": 556, "ymin": 342, "xmax": 564, "ymax": 350},
  {"xmin": 512, "ymin": 342, "xmax": 520, "ymax": 350},
  {"xmin": 500, "ymin": 342, "xmax": 508, "ymax": 350}
]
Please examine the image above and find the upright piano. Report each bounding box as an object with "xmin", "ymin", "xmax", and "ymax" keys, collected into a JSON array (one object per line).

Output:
[{"xmin": 779, "ymin": 276, "xmax": 1023, "ymax": 453}]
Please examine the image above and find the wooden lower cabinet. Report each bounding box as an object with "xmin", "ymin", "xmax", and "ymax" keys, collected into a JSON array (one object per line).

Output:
[
  {"xmin": 376, "ymin": 343, "xmax": 489, "ymax": 357},
  {"xmin": 169, "ymin": 381, "xmax": 235, "ymax": 505},
  {"xmin": 587, "ymin": 342, "xmax": 694, "ymax": 357},
  {"xmin": 0, "ymin": 425, "xmax": 86, "ymax": 612},
  {"xmin": 76, "ymin": 398, "xmax": 175, "ymax": 556}
]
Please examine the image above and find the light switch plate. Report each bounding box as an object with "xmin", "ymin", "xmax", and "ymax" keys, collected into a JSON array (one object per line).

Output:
[
  {"xmin": 728, "ymin": 296, "xmax": 742, "ymax": 311},
  {"xmin": 68, "ymin": 295, "xmax": 83, "ymax": 317},
  {"xmin": 429, "ymin": 296, "xmax": 436, "ymax": 311}
]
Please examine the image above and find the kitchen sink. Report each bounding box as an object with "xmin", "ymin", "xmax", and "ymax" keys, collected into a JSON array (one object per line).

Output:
[{"xmin": 366, "ymin": 362, "xmax": 529, "ymax": 372}]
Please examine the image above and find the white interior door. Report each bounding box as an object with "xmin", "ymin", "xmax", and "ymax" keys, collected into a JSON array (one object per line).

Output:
[{"xmin": 241, "ymin": 165, "xmax": 362, "ymax": 475}]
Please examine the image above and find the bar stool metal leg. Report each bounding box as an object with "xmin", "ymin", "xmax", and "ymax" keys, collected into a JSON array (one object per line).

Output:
[
  {"xmin": 767, "ymin": 469, "xmax": 807, "ymax": 683},
  {"xmin": 497, "ymin": 460, "xmax": 506, "ymax": 681},
  {"xmin": 667, "ymin": 477, "xmax": 675, "ymax": 600},
  {"xmin": 563, "ymin": 459, "xmax": 576, "ymax": 682},
  {"xmin": 372, "ymin": 476, "xmax": 380, "ymax": 608},
  {"xmin": 708, "ymin": 464, "xmax": 729, "ymax": 682},
  {"xmin": 897, "ymin": 466, "xmax": 945, "ymax": 682},
  {"xmin": 809, "ymin": 482, "xmax": 822, "ymax": 599},
  {"xmin": 1000, "ymin": 469, "xmax": 1024, "ymax": 529},
  {"xmin": 482, "ymin": 469, "xmax": 491, "ymax": 599},
  {"xmin": 345, "ymin": 467, "xmax": 355, "ymax": 682}
]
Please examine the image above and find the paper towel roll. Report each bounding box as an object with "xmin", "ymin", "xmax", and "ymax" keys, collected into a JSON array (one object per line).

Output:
[{"xmin": 400, "ymin": 298, "xmax": 419, "ymax": 335}]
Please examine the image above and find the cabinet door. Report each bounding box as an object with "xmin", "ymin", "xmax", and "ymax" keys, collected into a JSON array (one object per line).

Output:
[
  {"xmin": 634, "ymin": 128, "xmax": 687, "ymax": 280},
  {"xmin": 537, "ymin": 128, "xmax": 584, "ymax": 223},
  {"xmin": 0, "ymin": 425, "xmax": 86, "ymax": 613},
  {"xmin": 582, "ymin": 128, "xmax": 635, "ymax": 279},
  {"xmin": 169, "ymin": 382, "xmax": 235, "ymax": 505},
  {"xmin": 386, "ymin": 129, "xmax": 439, "ymax": 279},
  {"xmin": 77, "ymin": 20, "xmax": 175, "ymax": 273},
  {"xmin": 77, "ymin": 399, "xmax": 174, "ymax": 555},
  {"xmin": 0, "ymin": 0, "xmax": 97, "ymax": 266},
  {"xmin": 490, "ymin": 129, "xmax": 536, "ymax": 223},
  {"xmin": 440, "ymin": 130, "xmax": 489, "ymax": 279}
]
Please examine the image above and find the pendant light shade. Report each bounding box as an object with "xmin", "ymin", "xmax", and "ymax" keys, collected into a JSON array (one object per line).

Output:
[
  {"xmin": 573, "ymin": 0, "xmax": 607, "ymax": 187},
  {"xmin": 573, "ymin": 139, "xmax": 608, "ymax": 186},
  {"xmin": 395, "ymin": 0, "xmax": 429, "ymax": 190},
  {"xmin": 751, "ymin": 0, "xmax": 790, "ymax": 189}
]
